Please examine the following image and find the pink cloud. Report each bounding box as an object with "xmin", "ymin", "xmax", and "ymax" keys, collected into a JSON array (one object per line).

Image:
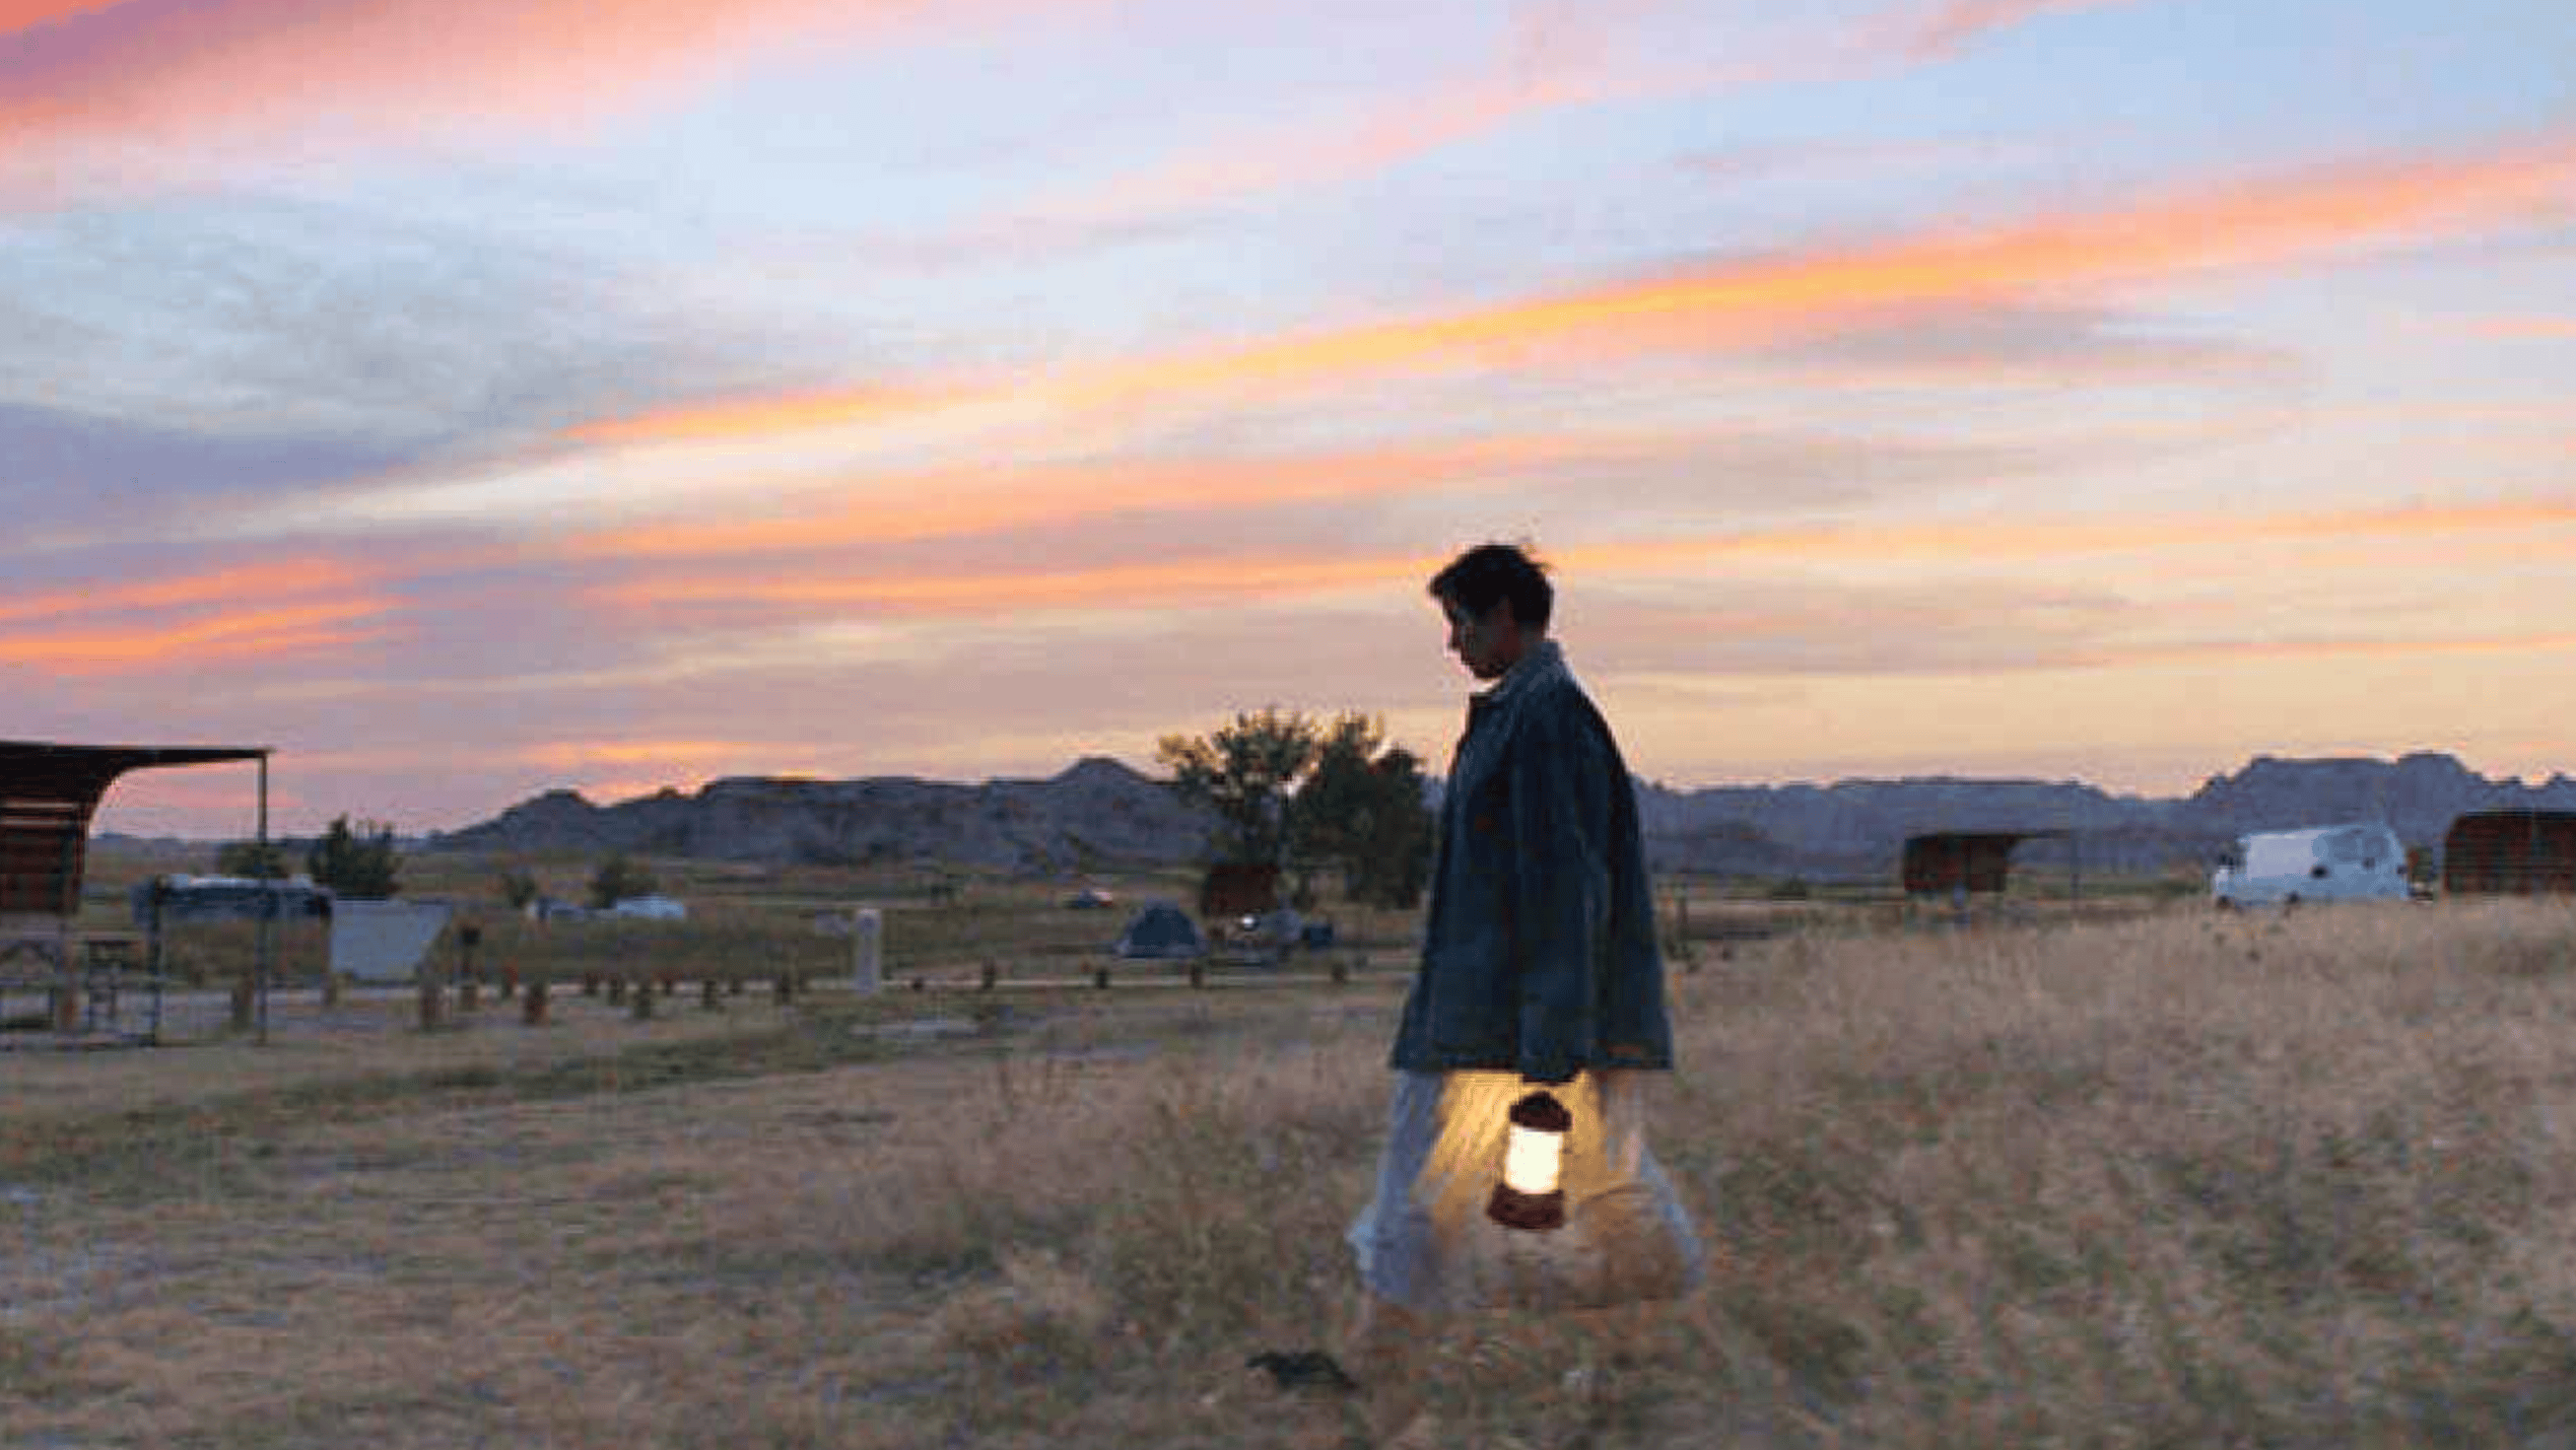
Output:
[
  {"xmin": 581, "ymin": 133, "xmax": 2576, "ymax": 446},
  {"xmin": 0, "ymin": 1, "xmax": 117, "ymax": 35},
  {"xmin": 0, "ymin": 0, "xmax": 1075, "ymax": 201},
  {"xmin": 981, "ymin": 0, "xmax": 2168, "ymax": 246},
  {"xmin": 1892, "ymin": 0, "xmax": 2148, "ymax": 57}
]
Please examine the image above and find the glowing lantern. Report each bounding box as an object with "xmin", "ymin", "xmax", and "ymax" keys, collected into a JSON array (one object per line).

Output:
[{"xmin": 1487, "ymin": 1089, "xmax": 1574, "ymax": 1231}]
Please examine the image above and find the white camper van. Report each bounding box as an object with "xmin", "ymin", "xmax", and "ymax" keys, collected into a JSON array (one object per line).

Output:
[{"xmin": 2211, "ymin": 823, "xmax": 2409, "ymax": 909}]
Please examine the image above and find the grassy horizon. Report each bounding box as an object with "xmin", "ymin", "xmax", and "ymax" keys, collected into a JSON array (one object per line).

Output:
[{"xmin": 8, "ymin": 896, "xmax": 2576, "ymax": 1445}]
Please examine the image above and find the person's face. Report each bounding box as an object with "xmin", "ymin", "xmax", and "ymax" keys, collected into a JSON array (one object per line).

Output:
[{"xmin": 1441, "ymin": 596, "xmax": 1525, "ymax": 681}]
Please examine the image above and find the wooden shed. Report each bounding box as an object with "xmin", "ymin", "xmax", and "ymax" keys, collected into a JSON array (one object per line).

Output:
[
  {"xmin": 2442, "ymin": 810, "xmax": 2576, "ymax": 896},
  {"xmin": 1902, "ymin": 832, "xmax": 2030, "ymax": 896}
]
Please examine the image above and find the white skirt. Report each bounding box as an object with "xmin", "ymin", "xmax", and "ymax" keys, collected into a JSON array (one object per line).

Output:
[{"xmin": 1346, "ymin": 1070, "xmax": 1707, "ymax": 1315}]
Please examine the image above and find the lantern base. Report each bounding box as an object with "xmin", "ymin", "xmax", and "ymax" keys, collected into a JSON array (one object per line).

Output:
[{"xmin": 1487, "ymin": 1182, "xmax": 1566, "ymax": 1232}]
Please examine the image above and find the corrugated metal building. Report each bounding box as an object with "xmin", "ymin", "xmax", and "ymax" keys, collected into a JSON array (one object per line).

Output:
[
  {"xmin": 2443, "ymin": 810, "xmax": 2576, "ymax": 896},
  {"xmin": 1902, "ymin": 831, "xmax": 2038, "ymax": 896}
]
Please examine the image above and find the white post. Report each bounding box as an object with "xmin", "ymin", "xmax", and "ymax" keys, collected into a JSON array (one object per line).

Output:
[{"xmin": 851, "ymin": 907, "xmax": 883, "ymax": 996}]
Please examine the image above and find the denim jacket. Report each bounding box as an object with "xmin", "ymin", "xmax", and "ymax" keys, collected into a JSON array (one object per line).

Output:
[{"xmin": 1390, "ymin": 640, "xmax": 1675, "ymax": 1082}]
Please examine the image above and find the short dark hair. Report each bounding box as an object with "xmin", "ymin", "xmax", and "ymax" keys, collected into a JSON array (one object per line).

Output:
[{"xmin": 1428, "ymin": 542, "xmax": 1553, "ymax": 630}]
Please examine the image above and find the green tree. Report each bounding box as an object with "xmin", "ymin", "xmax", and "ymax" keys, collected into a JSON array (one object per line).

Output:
[
  {"xmin": 214, "ymin": 839, "xmax": 289, "ymax": 879},
  {"xmin": 587, "ymin": 854, "xmax": 659, "ymax": 910},
  {"xmin": 1291, "ymin": 724, "xmax": 1434, "ymax": 911},
  {"xmin": 1348, "ymin": 745, "xmax": 1434, "ymax": 910},
  {"xmin": 305, "ymin": 815, "xmax": 401, "ymax": 899},
  {"xmin": 1285, "ymin": 715, "xmax": 1385, "ymax": 873},
  {"xmin": 1157, "ymin": 707, "xmax": 1322, "ymax": 866}
]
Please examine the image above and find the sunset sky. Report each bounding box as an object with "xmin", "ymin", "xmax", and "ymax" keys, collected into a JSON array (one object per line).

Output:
[{"xmin": 5, "ymin": 0, "xmax": 2570, "ymax": 838}]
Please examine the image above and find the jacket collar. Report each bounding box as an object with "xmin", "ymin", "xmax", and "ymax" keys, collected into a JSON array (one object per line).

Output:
[{"xmin": 1473, "ymin": 637, "xmax": 1567, "ymax": 710}]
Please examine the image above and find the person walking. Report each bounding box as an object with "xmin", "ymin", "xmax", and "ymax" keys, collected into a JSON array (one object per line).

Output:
[{"xmin": 1267, "ymin": 541, "xmax": 1706, "ymax": 1438}]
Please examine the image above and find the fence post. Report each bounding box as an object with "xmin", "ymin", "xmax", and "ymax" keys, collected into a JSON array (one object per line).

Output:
[
  {"xmin": 631, "ymin": 977, "xmax": 655, "ymax": 1020},
  {"xmin": 701, "ymin": 979, "xmax": 720, "ymax": 1011},
  {"xmin": 851, "ymin": 907, "xmax": 884, "ymax": 997},
  {"xmin": 523, "ymin": 978, "xmax": 550, "ymax": 1026}
]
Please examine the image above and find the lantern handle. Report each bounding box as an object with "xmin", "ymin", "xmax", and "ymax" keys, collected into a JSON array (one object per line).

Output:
[{"xmin": 1508, "ymin": 1089, "xmax": 1573, "ymax": 1135}]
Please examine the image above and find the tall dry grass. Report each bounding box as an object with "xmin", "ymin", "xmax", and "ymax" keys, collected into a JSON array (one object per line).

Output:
[
  {"xmin": 852, "ymin": 898, "xmax": 2576, "ymax": 1446},
  {"xmin": 10, "ymin": 900, "xmax": 2576, "ymax": 1447}
]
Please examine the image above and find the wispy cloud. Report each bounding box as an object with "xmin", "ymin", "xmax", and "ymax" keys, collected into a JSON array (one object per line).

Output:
[
  {"xmin": 513, "ymin": 738, "xmax": 834, "ymax": 796},
  {"xmin": 586, "ymin": 490, "xmax": 2576, "ymax": 623},
  {"xmin": 0, "ymin": 0, "xmax": 1076, "ymax": 204},
  {"xmin": 0, "ymin": 601, "xmax": 396, "ymax": 673},
  {"xmin": 602, "ymin": 552, "xmax": 1427, "ymax": 617},
  {"xmin": 970, "ymin": 0, "xmax": 2161, "ymax": 258},
  {"xmin": 962, "ymin": 0, "xmax": 1697, "ymax": 248},
  {"xmin": 1679, "ymin": 495, "xmax": 2576, "ymax": 567},
  {"xmin": 2091, "ymin": 632, "xmax": 2576, "ymax": 669},
  {"xmin": 0, "ymin": 1, "xmax": 115, "ymax": 35},
  {"xmin": 2465, "ymin": 316, "xmax": 2576, "ymax": 339},
  {"xmin": 576, "ymin": 134, "xmax": 2576, "ymax": 449},
  {"xmin": 1890, "ymin": 0, "xmax": 2146, "ymax": 58},
  {"xmin": 564, "ymin": 432, "xmax": 1747, "ymax": 561},
  {"xmin": 0, "ymin": 559, "xmax": 399, "ymax": 673},
  {"xmin": 0, "ymin": 560, "xmax": 374, "ymax": 626}
]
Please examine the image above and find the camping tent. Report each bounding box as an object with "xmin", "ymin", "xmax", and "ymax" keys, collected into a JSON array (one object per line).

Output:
[{"xmin": 1114, "ymin": 901, "xmax": 1205, "ymax": 960}]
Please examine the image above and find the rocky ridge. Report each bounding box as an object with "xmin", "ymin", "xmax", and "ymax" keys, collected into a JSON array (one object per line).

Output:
[{"xmin": 432, "ymin": 750, "xmax": 2576, "ymax": 880}]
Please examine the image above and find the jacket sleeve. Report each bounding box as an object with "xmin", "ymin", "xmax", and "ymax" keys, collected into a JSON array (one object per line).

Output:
[{"xmin": 1508, "ymin": 696, "xmax": 1614, "ymax": 1084}]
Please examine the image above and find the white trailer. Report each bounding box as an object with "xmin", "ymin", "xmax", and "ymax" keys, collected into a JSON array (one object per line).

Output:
[{"xmin": 2211, "ymin": 823, "xmax": 2409, "ymax": 909}]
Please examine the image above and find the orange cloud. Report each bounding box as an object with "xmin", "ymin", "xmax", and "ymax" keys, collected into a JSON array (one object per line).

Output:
[
  {"xmin": 520, "ymin": 739, "xmax": 817, "ymax": 772},
  {"xmin": 569, "ymin": 435, "xmax": 1641, "ymax": 561},
  {"xmin": 0, "ymin": 557, "xmax": 398, "ymax": 673},
  {"xmin": 605, "ymin": 552, "xmax": 1428, "ymax": 616},
  {"xmin": 0, "ymin": 1, "xmax": 116, "ymax": 35},
  {"xmin": 0, "ymin": 600, "xmax": 395, "ymax": 673},
  {"xmin": 0, "ymin": 559, "xmax": 373, "ymax": 626},
  {"xmin": 588, "ymin": 491, "xmax": 2576, "ymax": 621},
  {"xmin": 578, "ymin": 135, "xmax": 2576, "ymax": 448},
  {"xmin": 2469, "ymin": 316, "xmax": 2576, "ymax": 339}
]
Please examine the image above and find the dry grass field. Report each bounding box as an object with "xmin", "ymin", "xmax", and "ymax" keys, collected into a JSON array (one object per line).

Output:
[{"xmin": 10, "ymin": 877, "xmax": 2576, "ymax": 1448}]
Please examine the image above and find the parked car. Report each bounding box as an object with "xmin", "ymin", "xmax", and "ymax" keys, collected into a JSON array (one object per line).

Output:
[{"xmin": 2212, "ymin": 823, "xmax": 2409, "ymax": 909}]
